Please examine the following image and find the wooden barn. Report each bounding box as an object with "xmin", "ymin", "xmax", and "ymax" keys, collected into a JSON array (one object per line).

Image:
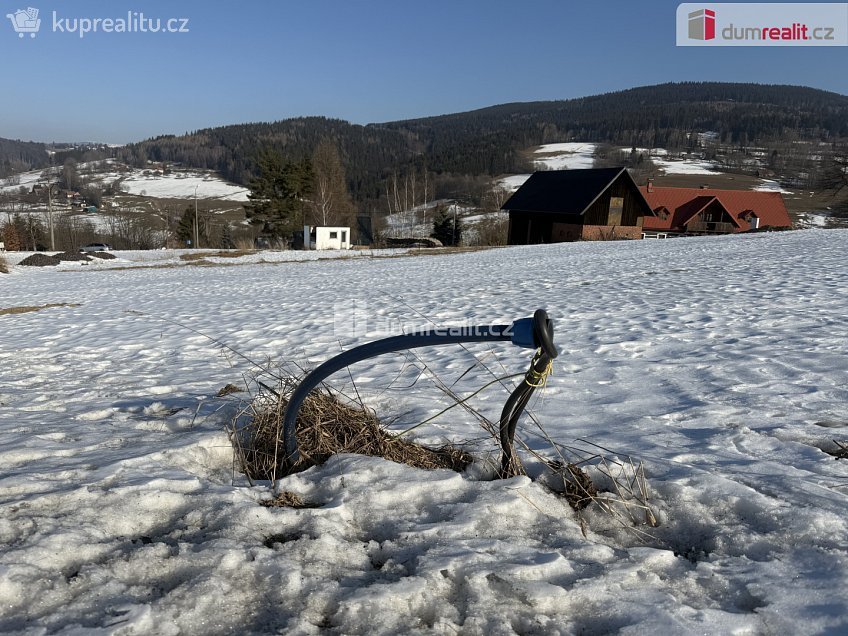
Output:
[{"xmin": 502, "ymin": 167, "xmax": 653, "ymax": 245}]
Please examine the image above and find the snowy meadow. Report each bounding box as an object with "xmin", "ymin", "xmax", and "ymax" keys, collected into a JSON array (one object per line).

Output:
[{"xmin": 1, "ymin": 231, "xmax": 847, "ymax": 634}]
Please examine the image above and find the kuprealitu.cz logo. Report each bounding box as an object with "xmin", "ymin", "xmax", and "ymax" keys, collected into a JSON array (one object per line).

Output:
[
  {"xmin": 5, "ymin": 6, "xmax": 190, "ymax": 39},
  {"xmin": 677, "ymin": 3, "xmax": 848, "ymax": 46},
  {"xmin": 6, "ymin": 7, "xmax": 41, "ymax": 38}
]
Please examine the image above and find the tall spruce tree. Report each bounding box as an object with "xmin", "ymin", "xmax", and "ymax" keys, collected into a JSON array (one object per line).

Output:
[
  {"xmin": 175, "ymin": 208, "xmax": 197, "ymax": 247},
  {"xmin": 245, "ymin": 149, "xmax": 314, "ymax": 239}
]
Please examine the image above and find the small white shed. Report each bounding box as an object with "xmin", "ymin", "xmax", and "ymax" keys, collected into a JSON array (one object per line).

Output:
[{"xmin": 312, "ymin": 226, "xmax": 351, "ymax": 250}]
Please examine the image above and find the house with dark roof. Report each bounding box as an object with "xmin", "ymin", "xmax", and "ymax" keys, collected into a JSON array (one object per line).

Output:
[
  {"xmin": 639, "ymin": 181, "xmax": 792, "ymax": 237},
  {"xmin": 502, "ymin": 168, "xmax": 653, "ymax": 244}
]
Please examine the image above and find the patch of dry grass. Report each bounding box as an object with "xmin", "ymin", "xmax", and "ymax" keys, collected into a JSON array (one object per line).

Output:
[
  {"xmin": 545, "ymin": 460, "xmax": 598, "ymax": 510},
  {"xmin": 0, "ymin": 303, "xmax": 81, "ymax": 316},
  {"xmin": 260, "ymin": 491, "xmax": 320, "ymax": 509},
  {"xmin": 232, "ymin": 377, "xmax": 473, "ymax": 483},
  {"xmin": 217, "ymin": 383, "xmax": 243, "ymax": 397},
  {"xmin": 179, "ymin": 250, "xmax": 253, "ymax": 262},
  {"xmin": 0, "ymin": 254, "xmax": 8, "ymax": 274}
]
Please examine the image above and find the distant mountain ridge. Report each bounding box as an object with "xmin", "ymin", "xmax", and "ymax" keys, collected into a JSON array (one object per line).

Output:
[
  {"xmin": 7, "ymin": 82, "xmax": 846, "ymax": 203},
  {"xmin": 379, "ymin": 82, "xmax": 848, "ymax": 174},
  {"xmin": 113, "ymin": 82, "xmax": 848, "ymax": 206}
]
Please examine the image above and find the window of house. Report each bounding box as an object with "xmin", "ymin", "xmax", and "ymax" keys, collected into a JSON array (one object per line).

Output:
[
  {"xmin": 608, "ymin": 197, "xmax": 623, "ymax": 225},
  {"xmin": 329, "ymin": 231, "xmax": 338, "ymax": 239}
]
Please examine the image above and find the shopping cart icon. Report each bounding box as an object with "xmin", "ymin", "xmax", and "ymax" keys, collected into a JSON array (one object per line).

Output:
[{"xmin": 6, "ymin": 7, "xmax": 41, "ymax": 38}]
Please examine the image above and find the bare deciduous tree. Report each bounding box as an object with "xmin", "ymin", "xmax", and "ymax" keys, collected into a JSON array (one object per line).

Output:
[{"xmin": 310, "ymin": 140, "xmax": 355, "ymax": 227}]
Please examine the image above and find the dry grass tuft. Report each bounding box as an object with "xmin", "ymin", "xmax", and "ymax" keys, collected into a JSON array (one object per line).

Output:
[
  {"xmin": 217, "ymin": 383, "xmax": 243, "ymax": 397},
  {"xmin": 0, "ymin": 254, "xmax": 8, "ymax": 274},
  {"xmin": 233, "ymin": 378, "xmax": 473, "ymax": 482},
  {"xmin": 260, "ymin": 491, "xmax": 319, "ymax": 508},
  {"xmin": 546, "ymin": 460, "xmax": 598, "ymax": 510},
  {"xmin": 0, "ymin": 303, "xmax": 81, "ymax": 316}
]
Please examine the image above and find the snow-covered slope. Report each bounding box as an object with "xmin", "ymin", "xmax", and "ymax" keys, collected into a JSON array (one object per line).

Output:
[
  {"xmin": 533, "ymin": 143, "xmax": 597, "ymax": 170},
  {"xmin": 117, "ymin": 171, "xmax": 249, "ymax": 202},
  {"xmin": 1, "ymin": 162, "xmax": 248, "ymax": 202},
  {"xmin": 1, "ymin": 230, "xmax": 847, "ymax": 634}
]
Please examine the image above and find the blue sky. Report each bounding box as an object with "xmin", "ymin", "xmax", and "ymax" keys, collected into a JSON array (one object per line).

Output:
[{"xmin": 1, "ymin": 0, "xmax": 846, "ymax": 143}]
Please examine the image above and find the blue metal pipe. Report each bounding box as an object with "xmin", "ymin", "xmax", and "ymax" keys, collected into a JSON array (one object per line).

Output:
[{"xmin": 282, "ymin": 311, "xmax": 556, "ymax": 468}]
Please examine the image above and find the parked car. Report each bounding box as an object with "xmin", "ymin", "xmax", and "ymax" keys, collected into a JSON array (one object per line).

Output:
[{"xmin": 79, "ymin": 243, "xmax": 113, "ymax": 253}]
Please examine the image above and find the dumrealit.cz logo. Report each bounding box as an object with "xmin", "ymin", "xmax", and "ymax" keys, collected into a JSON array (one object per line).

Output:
[
  {"xmin": 6, "ymin": 6, "xmax": 190, "ymax": 39},
  {"xmin": 688, "ymin": 9, "xmax": 716, "ymax": 40},
  {"xmin": 677, "ymin": 3, "xmax": 848, "ymax": 46}
]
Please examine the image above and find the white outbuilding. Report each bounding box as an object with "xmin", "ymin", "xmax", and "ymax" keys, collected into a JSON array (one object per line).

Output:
[{"xmin": 307, "ymin": 226, "xmax": 351, "ymax": 250}]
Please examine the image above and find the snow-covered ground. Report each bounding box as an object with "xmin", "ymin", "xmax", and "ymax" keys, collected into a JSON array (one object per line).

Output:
[
  {"xmin": 497, "ymin": 174, "xmax": 532, "ymax": 192},
  {"xmin": 1, "ymin": 162, "xmax": 248, "ymax": 202},
  {"xmin": 753, "ymin": 179, "xmax": 794, "ymax": 194},
  {"xmin": 533, "ymin": 143, "xmax": 597, "ymax": 170},
  {"xmin": 117, "ymin": 171, "xmax": 250, "ymax": 202},
  {"xmin": 2, "ymin": 230, "xmax": 848, "ymax": 634},
  {"xmin": 0, "ymin": 167, "xmax": 57, "ymax": 194},
  {"xmin": 3, "ymin": 248, "xmax": 407, "ymax": 269},
  {"xmin": 384, "ymin": 200, "xmax": 478, "ymax": 238},
  {"xmin": 652, "ymin": 157, "xmax": 719, "ymax": 175}
]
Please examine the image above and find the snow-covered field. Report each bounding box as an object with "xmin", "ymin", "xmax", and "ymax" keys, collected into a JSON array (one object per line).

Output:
[
  {"xmin": 651, "ymin": 157, "xmax": 718, "ymax": 175},
  {"xmin": 2, "ymin": 230, "xmax": 847, "ymax": 634},
  {"xmin": 117, "ymin": 172, "xmax": 249, "ymax": 202},
  {"xmin": 2, "ymin": 248, "xmax": 406, "ymax": 269},
  {"xmin": 0, "ymin": 169, "xmax": 52, "ymax": 194},
  {"xmin": 497, "ymin": 174, "xmax": 532, "ymax": 192},
  {"xmin": 753, "ymin": 179, "xmax": 794, "ymax": 194},
  {"xmin": 1, "ymin": 162, "xmax": 248, "ymax": 202},
  {"xmin": 533, "ymin": 143, "xmax": 597, "ymax": 171}
]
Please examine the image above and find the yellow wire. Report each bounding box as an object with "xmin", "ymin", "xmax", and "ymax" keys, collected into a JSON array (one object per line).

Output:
[{"xmin": 525, "ymin": 350, "xmax": 554, "ymax": 388}]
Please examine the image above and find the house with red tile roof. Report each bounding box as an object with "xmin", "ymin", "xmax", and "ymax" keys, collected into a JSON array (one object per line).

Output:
[{"xmin": 639, "ymin": 180, "xmax": 792, "ymax": 237}]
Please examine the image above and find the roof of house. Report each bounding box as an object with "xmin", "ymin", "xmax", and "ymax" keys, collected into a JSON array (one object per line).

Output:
[
  {"xmin": 502, "ymin": 167, "xmax": 635, "ymax": 215},
  {"xmin": 640, "ymin": 186, "xmax": 791, "ymax": 232}
]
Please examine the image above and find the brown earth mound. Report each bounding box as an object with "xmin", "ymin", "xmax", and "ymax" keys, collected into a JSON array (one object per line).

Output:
[
  {"xmin": 19, "ymin": 254, "xmax": 60, "ymax": 267},
  {"xmin": 55, "ymin": 252, "xmax": 92, "ymax": 262}
]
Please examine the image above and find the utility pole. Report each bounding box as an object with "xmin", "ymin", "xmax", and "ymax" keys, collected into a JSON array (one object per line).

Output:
[
  {"xmin": 193, "ymin": 184, "xmax": 200, "ymax": 249},
  {"xmin": 452, "ymin": 201, "xmax": 457, "ymax": 247},
  {"xmin": 47, "ymin": 183, "xmax": 55, "ymax": 251}
]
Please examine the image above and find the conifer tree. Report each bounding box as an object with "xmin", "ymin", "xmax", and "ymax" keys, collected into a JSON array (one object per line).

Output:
[
  {"xmin": 245, "ymin": 149, "xmax": 314, "ymax": 239},
  {"xmin": 175, "ymin": 208, "xmax": 196, "ymax": 246},
  {"xmin": 431, "ymin": 205, "xmax": 462, "ymax": 246}
]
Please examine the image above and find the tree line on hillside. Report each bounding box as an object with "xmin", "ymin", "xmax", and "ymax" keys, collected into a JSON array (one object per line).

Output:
[
  {"xmin": 111, "ymin": 83, "xmax": 848, "ymax": 211},
  {"xmin": 0, "ymin": 138, "xmax": 50, "ymax": 178}
]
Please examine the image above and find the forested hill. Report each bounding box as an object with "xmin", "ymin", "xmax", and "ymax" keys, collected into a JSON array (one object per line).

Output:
[
  {"xmin": 116, "ymin": 82, "xmax": 848, "ymax": 202},
  {"xmin": 0, "ymin": 137, "xmax": 48, "ymax": 178},
  {"xmin": 383, "ymin": 83, "xmax": 848, "ymax": 174},
  {"xmin": 118, "ymin": 118, "xmax": 414, "ymax": 205}
]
